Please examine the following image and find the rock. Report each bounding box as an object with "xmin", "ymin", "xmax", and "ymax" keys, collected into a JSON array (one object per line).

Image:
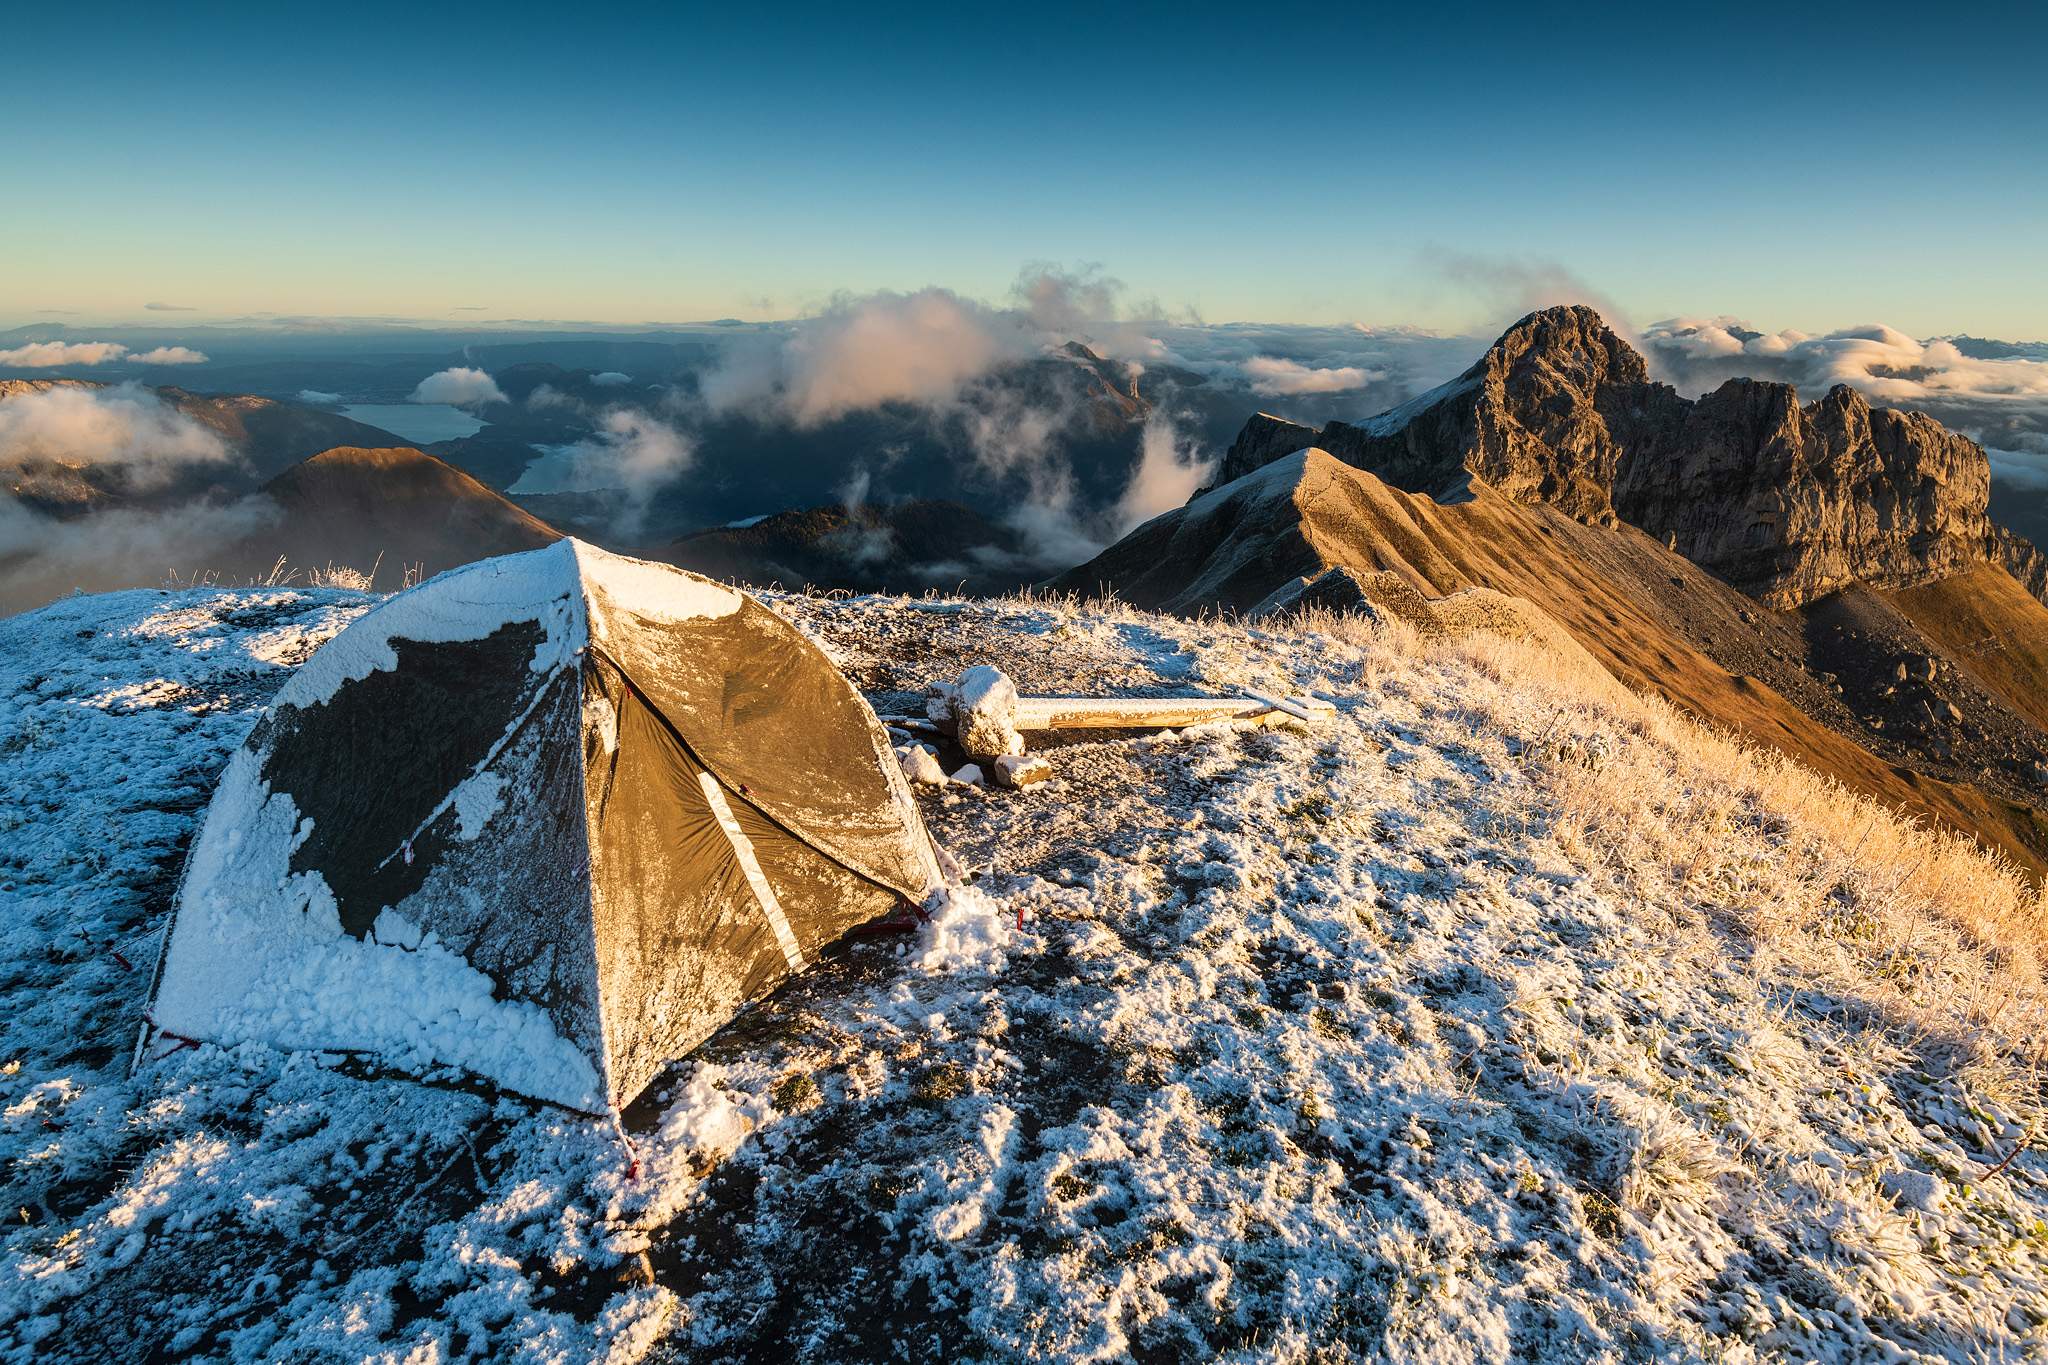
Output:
[
  {"xmin": 897, "ymin": 744, "xmax": 947, "ymax": 786},
  {"xmin": 1942, "ymin": 701, "xmax": 1964, "ymax": 724},
  {"xmin": 950, "ymin": 664, "xmax": 1026, "ymax": 761},
  {"xmin": 992, "ymin": 754, "xmax": 1052, "ymax": 789},
  {"xmin": 1993, "ymin": 525, "xmax": 2048, "ymax": 607},
  {"xmin": 948, "ymin": 763, "xmax": 985, "ymax": 786},
  {"xmin": 1894, "ymin": 661, "xmax": 1909, "ymax": 683}
]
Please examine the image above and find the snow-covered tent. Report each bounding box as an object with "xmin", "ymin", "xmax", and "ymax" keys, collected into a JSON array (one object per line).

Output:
[{"xmin": 141, "ymin": 539, "xmax": 946, "ymax": 1112}]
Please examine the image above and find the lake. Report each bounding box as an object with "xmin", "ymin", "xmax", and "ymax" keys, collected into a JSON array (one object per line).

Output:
[{"xmin": 340, "ymin": 403, "xmax": 486, "ymax": 444}]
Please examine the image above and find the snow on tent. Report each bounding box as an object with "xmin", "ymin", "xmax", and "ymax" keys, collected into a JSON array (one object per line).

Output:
[{"xmin": 140, "ymin": 539, "xmax": 946, "ymax": 1113}]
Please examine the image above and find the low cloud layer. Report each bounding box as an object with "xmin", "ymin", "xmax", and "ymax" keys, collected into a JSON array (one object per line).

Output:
[
  {"xmin": 409, "ymin": 367, "xmax": 507, "ymax": 408},
  {"xmin": 699, "ymin": 288, "xmax": 1036, "ymax": 425},
  {"xmin": 0, "ymin": 341, "xmax": 135, "ymax": 368},
  {"xmin": 0, "ymin": 382, "xmax": 232, "ymax": 490},
  {"xmin": 0, "ymin": 495, "xmax": 281, "ymax": 615},
  {"xmin": 1115, "ymin": 416, "xmax": 1216, "ymax": 532},
  {"xmin": 297, "ymin": 389, "xmax": 341, "ymax": 404},
  {"xmin": 0, "ymin": 340, "xmax": 211, "ymax": 369},
  {"xmin": 1242, "ymin": 356, "xmax": 1383, "ymax": 396},
  {"xmin": 510, "ymin": 408, "xmax": 693, "ymax": 536}
]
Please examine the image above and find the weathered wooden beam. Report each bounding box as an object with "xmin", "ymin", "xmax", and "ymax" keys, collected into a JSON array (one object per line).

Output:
[{"xmin": 1009, "ymin": 694, "xmax": 1333, "ymax": 731}]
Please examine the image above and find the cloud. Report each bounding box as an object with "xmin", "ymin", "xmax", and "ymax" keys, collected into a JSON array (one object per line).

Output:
[
  {"xmin": 1640, "ymin": 318, "xmax": 2048, "ymax": 406},
  {"xmin": 1989, "ymin": 447, "xmax": 2048, "ymax": 491},
  {"xmin": 0, "ymin": 341, "xmax": 131, "ymax": 368},
  {"xmin": 0, "ymin": 495, "xmax": 281, "ymax": 617},
  {"xmin": 144, "ymin": 302, "xmax": 196, "ymax": 312},
  {"xmin": 297, "ymin": 389, "xmax": 342, "ymax": 404},
  {"xmin": 591, "ymin": 371, "xmax": 631, "ymax": 387},
  {"xmin": 1420, "ymin": 249, "xmax": 1631, "ymax": 335},
  {"xmin": 0, "ymin": 382, "xmax": 233, "ymax": 490},
  {"xmin": 129, "ymin": 346, "xmax": 209, "ymax": 365},
  {"xmin": 1241, "ymin": 356, "xmax": 1383, "ymax": 396},
  {"xmin": 700, "ymin": 288, "xmax": 1033, "ymax": 425},
  {"xmin": 408, "ymin": 367, "xmax": 507, "ymax": 408},
  {"xmin": 509, "ymin": 408, "xmax": 693, "ymax": 535},
  {"xmin": 1115, "ymin": 416, "xmax": 1216, "ymax": 533}
]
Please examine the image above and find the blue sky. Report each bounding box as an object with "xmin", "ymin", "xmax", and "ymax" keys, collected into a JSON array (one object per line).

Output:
[{"xmin": 6, "ymin": 2, "xmax": 2044, "ymax": 336}]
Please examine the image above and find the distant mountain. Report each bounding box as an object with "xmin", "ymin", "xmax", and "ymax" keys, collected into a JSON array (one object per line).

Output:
[
  {"xmin": 664, "ymin": 500, "xmax": 1037, "ymax": 595},
  {"xmin": 250, "ymin": 446, "xmax": 561, "ymax": 585},
  {"xmin": 1217, "ymin": 306, "xmax": 2028, "ymax": 610}
]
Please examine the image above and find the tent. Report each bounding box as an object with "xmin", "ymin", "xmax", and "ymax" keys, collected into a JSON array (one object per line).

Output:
[{"xmin": 141, "ymin": 539, "xmax": 946, "ymax": 1112}]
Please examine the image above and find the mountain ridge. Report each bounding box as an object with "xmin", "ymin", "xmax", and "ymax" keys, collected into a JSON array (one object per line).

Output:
[{"xmin": 1214, "ymin": 305, "xmax": 2036, "ymax": 610}]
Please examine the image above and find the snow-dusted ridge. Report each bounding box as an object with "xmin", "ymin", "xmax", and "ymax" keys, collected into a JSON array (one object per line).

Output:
[{"xmin": 2, "ymin": 583, "xmax": 2045, "ymax": 1361}]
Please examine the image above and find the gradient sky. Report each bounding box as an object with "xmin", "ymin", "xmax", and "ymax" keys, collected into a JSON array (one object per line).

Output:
[{"xmin": 6, "ymin": 2, "xmax": 2045, "ymax": 336}]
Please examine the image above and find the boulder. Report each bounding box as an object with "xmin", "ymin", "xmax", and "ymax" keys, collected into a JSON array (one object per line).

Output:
[
  {"xmin": 950, "ymin": 664, "xmax": 1026, "ymax": 761},
  {"xmin": 897, "ymin": 744, "xmax": 947, "ymax": 786}
]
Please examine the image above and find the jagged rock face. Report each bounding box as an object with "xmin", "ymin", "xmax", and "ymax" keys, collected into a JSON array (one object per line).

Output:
[
  {"xmin": 1614, "ymin": 381, "xmax": 1992, "ymax": 606},
  {"xmin": 1218, "ymin": 304, "xmax": 2007, "ymax": 607},
  {"xmin": 1218, "ymin": 413, "xmax": 1321, "ymax": 486},
  {"xmin": 1994, "ymin": 526, "xmax": 2048, "ymax": 603}
]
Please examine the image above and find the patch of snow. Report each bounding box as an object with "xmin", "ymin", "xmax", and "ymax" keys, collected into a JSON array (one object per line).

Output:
[
  {"xmin": 283, "ymin": 541, "xmax": 587, "ymax": 708},
  {"xmin": 571, "ymin": 540, "xmax": 741, "ymax": 631},
  {"xmin": 149, "ymin": 750, "xmax": 604, "ymax": 1111},
  {"xmin": 1355, "ymin": 367, "xmax": 1481, "ymax": 436},
  {"xmin": 913, "ymin": 884, "xmax": 1012, "ymax": 973},
  {"xmin": 449, "ymin": 771, "xmax": 508, "ymax": 841}
]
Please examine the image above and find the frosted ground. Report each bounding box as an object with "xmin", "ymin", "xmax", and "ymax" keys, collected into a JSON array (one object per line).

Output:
[{"xmin": 1, "ymin": 581, "xmax": 2045, "ymax": 1363}]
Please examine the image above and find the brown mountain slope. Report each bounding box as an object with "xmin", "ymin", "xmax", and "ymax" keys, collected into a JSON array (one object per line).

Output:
[
  {"xmin": 251, "ymin": 446, "xmax": 562, "ymax": 586},
  {"xmin": 1054, "ymin": 449, "xmax": 2048, "ymax": 874},
  {"xmin": 1886, "ymin": 567, "xmax": 2048, "ymax": 738}
]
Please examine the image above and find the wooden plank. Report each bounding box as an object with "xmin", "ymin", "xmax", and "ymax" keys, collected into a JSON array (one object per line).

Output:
[
  {"xmin": 1242, "ymin": 689, "xmax": 1319, "ymax": 724},
  {"xmin": 1010, "ymin": 694, "xmax": 1331, "ymax": 731}
]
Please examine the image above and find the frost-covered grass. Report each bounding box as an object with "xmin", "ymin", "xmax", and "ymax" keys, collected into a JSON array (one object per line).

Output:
[{"xmin": 2, "ymin": 585, "xmax": 2045, "ymax": 1362}]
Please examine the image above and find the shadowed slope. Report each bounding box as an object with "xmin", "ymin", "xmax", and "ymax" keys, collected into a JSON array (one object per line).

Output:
[{"xmin": 254, "ymin": 446, "xmax": 562, "ymax": 584}]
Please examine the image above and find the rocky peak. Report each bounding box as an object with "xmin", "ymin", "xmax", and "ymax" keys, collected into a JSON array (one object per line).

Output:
[{"xmin": 1217, "ymin": 413, "xmax": 1321, "ymax": 485}]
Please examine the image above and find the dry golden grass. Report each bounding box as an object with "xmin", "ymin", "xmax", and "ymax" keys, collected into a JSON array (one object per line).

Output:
[{"xmin": 1285, "ymin": 599, "xmax": 2048, "ymax": 1074}]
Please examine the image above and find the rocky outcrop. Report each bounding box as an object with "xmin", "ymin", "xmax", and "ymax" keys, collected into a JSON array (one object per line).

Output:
[
  {"xmin": 1217, "ymin": 413, "xmax": 1322, "ymax": 486},
  {"xmin": 1220, "ymin": 305, "xmax": 2010, "ymax": 607},
  {"xmin": 1614, "ymin": 381, "xmax": 1991, "ymax": 606},
  {"xmin": 1994, "ymin": 526, "xmax": 2048, "ymax": 604}
]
